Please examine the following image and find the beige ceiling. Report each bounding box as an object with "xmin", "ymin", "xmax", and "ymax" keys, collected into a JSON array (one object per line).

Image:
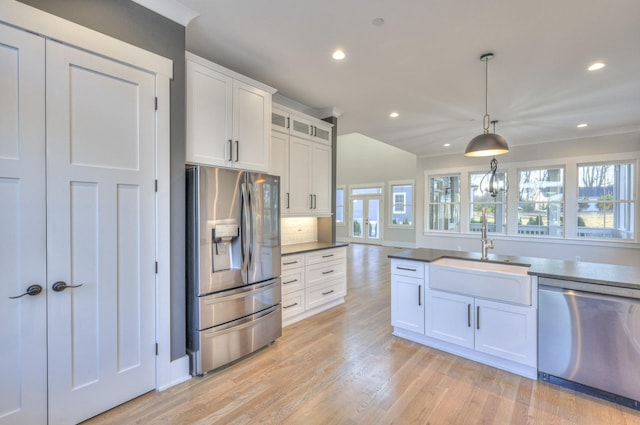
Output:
[{"xmin": 177, "ymin": 0, "xmax": 640, "ymax": 157}]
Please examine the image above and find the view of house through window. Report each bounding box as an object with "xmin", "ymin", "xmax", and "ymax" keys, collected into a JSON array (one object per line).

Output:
[
  {"xmin": 335, "ymin": 187, "xmax": 344, "ymax": 224},
  {"xmin": 351, "ymin": 186, "xmax": 382, "ymax": 240},
  {"xmin": 518, "ymin": 167, "xmax": 564, "ymax": 236},
  {"xmin": 428, "ymin": 175, "xmax": 460, "ymax": 231},
  {"xmin": 390, "ymin": 183, "xmax": 413, "ymax": 226},
  {"xmin": 577, "ymin": 162, "xmax": 635, "ymax": 239},
  {"xmin": 469, "ymin": 172, "xmax": 507, "ymax": 233}
]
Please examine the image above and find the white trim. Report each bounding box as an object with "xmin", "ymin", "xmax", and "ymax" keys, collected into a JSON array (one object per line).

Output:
[
  {"xmin": 130, "ymin": 0, "xmax": 200, "ymax": 26},
  {"xmin": 0, "ymin": 1, "xmax": 173, "ymax": 78}
]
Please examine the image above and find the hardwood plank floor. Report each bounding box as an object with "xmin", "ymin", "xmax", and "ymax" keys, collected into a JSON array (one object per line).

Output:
[{"xmin": 85, "ymin": 244, "xmax": 640, "ymax": 424}]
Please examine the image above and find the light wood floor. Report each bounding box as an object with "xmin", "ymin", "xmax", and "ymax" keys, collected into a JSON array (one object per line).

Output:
[{"xmin": 85, "ymin": 244, "xmax": 640, "ymax": 424}]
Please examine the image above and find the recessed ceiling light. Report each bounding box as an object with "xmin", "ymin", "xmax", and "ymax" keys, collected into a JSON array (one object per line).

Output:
[
  {"xmin": 332, "ymin": 49, "xmax": 346, "ymax": 60},
  {"xmin": 588, "ymin": 62, "xmax": 605, "ymax": 71},
  {"xmin": 444, "ymin": 143, "xmax": 451, "ymax": 147},
  {"xmin": 389, "ymin": 112, "xmax": 399, "ymax": 118},
  {"xmin": 577, "ymin": 123, "xmax": 588, "ymax": 128}
]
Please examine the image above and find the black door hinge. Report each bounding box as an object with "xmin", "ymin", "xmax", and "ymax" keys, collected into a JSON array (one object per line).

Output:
[
  {"xmin": 155, "ymin": 179, "xmax": 158, "ymax": 192},
  {"xmin": 155, "ymin": 262, "xmax": 158, "ymax": 273},
  {"xmin": 155, "ymin": 343, "xmax": 158, "ymax": 356},
  {"xmin": 155, "ymin": 97, "xmax": 158, "ymax": 110}
]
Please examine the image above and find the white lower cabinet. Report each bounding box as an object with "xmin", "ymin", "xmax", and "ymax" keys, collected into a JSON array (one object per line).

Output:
[
  {"xmin": 281, "ymin": 246, "xmax": 347, "ymax": 326},
  {"xmin": 391, "ymin": 258, "xmax": 537, "ymax": 379}
]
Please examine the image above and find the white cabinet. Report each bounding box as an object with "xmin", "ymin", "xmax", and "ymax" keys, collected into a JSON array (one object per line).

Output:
[
  {"xmin": 270, "ymin": 130, "xmax": 290, "ymax": 210},
  {"xmin": 288, "ymin": 136, "xmax": 332, "ymax": 215},
  {"xmin": 272, "ymin": 107, "xmax": 333, "ymax": 145},
  {"xmin": 281, "ymin": 246, "xmax": 347, "ymax": 326},
  {"xmin": 390, "ymin": 258, "xmax": 538, "ymax": 378},
  {"xmin": 425, "ymin": 289, "xmax": 537, "ymax": 368},
  {"xmin": 186, "ymin": 52, "xmax": 275, "ymax": 172},
  {"xmin": 390, "ymin": 260, "xmax": 425, "ymax": 334},
  {"xmin": 270, "ymin": 104, "xmax": 333, "ymax": 216}
]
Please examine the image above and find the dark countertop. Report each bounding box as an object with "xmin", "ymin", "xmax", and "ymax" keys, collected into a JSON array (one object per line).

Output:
[
  {"xmin": 389, "ymin": 248, "xmax": 640, "ymax": 290},
  {"xmin": 282, "ymin": 242, "xmax": 348, "ymax": 256}
]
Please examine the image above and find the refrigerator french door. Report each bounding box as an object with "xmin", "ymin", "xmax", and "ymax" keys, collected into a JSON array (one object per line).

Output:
[{"xmin": 186, "ymin": 166, "xmax": 282, "ymax": 375}]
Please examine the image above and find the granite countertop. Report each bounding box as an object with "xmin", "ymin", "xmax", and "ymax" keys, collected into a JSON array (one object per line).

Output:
[
  {"xmin": 282, "ymin": 242, "xmax": 348, "ymax": 256},
  {"xmin": 389, "ymin": 248, "xmax": 640, "ymax": 290}
]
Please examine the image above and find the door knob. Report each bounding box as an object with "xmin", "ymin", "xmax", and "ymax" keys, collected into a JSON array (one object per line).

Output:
[
  {"xmin": 52, "ymin": 281, "xmax": 83, "ymax": 292},
  {"xmin": 9, "ymin": 284, "xmax": 43, "ymax": 299}
]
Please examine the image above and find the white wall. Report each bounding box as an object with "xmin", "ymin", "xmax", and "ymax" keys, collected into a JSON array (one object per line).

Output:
[
  {"xmin": 337, "ymin": 132, "xmax": 417, "ymax": 246},
  {"xmin": 415, "ymin": 131, "xmax": 640, "ymax": 266}
]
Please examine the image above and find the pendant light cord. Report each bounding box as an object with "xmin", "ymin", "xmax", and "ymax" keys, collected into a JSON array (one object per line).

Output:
[{"xmin": 483, "ymin": 56, "xmax": 490, "ymax": 134}]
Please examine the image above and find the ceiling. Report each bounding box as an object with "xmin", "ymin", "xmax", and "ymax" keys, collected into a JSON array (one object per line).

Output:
[{"xmin": 175, "ymin": 0, "xmax": 640, "ymax": 157}]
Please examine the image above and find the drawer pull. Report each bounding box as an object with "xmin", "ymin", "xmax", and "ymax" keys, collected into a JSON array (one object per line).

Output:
[
  {"xmin": 322, "ymin": 290, "xmax": 335, "ymax": 296},
  {"xmin": 322, "ymin": 270, "xmax": 334, "ymax": 275},
  {"xmin": 283, "ymin": 261, "xmax": 299, "ymax": 265},
  {"xmin": 322, "ymin": 254, "xmax": 334, "ymax": 258},
  {"xmin": 283, "ymin": 279, "xmax": 298, "ymax": 285},
  {"xmin": 396, "ymin": 266, "xmax": 417, "ymax": 272},
  {"xmin": 283, "ymin": 302, "xmax": 298, "ymax": 309}
]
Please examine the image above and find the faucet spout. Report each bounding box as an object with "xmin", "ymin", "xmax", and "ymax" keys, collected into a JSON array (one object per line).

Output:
[{"xmin": 480, "ymin": 207, "xmax": 494, "ymax": 260}]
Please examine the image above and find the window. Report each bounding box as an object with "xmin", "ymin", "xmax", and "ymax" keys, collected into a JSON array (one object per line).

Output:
[
  {"xmin": 577, "ymin": 162, "xmax": 635, "ymax": 240},
  {"xmin": 336, "ymin": 186, "xmax": 344, "ymax": 225},
  {"xmin": 390, "ymin": 183, "xmax": 413, "ymax": 226},
  {"xmin": 469, "ymin": 172, "xmax": 507, "ymax": 234},
  {"xmin": 518, "ymin": 167, "xmax": 564, "ymax": 236},
  {"xmin": 428, "ymin": 175, "xmax": 460, "ymax": 231}
]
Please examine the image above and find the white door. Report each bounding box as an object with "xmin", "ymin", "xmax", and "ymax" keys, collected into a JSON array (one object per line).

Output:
[
  {"xmin": 233, "ymin": 79, "xmax": 270, "ymax": 172},
  {"xmin": 270, "ymin": 130, "xmax": 290, "ymax": 213},
  {"xmin": 390, "ymin": 275, "xmax": 425, "ymax": 334},
  {"xmin": 311, "ymin": 143, "xmax": 331, "ymax": 215},
  {"xmin": 425, "ymin": 290, "xmax": 475, "ymax": 349},
  {"xmin": 46, "ymin": 40, "xmax": 157, "ymax": 424},
  {"xmin": 351, "ymin": 196, "xmax": 382, "ymax": 243},
  {"xmin": 0, "ymin": 24, "xmax": 47, "ymax": 425},
  {"xmin": 288, "ymin": 136, "xmax": 312, "ymax": 214}
]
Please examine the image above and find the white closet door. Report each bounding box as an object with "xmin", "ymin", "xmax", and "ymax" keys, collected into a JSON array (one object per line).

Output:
[
  {"xmin": 45, "ymin": 40, "xmax": 157, "ymax": 425},
  {"xmin": 0, "ymin": 23, "xmax": 47, "ymax": 425}
]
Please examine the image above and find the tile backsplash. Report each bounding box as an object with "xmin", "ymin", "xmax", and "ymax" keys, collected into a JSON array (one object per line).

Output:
[{"xmin": 281, "ymin": 217, "xmax": 317, "ymax": 245}]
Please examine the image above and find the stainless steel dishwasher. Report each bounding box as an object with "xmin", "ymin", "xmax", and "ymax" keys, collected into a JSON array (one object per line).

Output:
[{"xmin": 538, "ymin": 277, "xmax": 640, "ymax": 408}]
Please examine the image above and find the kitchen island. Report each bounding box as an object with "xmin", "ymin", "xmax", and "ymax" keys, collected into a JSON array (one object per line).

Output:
[{"xmin": 389, "ymin": 248, "xmax": 640, "ymax": 409}]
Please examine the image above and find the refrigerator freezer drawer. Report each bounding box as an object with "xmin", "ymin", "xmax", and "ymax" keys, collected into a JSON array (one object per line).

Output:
[
  {"xmin": 195, "ymin": 305, "xmax": 282, "ymax": 375},
  {"xmin": 198, "ymin": 279, "xmax": 281, "ymax": 330}
]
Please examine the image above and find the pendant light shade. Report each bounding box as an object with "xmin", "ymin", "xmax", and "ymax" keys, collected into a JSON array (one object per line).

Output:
[{"xmin": 465, "ymin": 53, "xmax": 509, "ymax": 157}]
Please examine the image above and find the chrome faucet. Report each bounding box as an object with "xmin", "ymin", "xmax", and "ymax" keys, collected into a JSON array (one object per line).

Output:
[{"xmin": 480, "ymin": 207, "xmax": 494, "ymax": 260}]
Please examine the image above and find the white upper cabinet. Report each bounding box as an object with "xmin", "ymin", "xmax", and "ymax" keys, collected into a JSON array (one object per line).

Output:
[
  {"xmin": 186, "ymin": 52, "xmax": 276, "ymax": 172},
  {"xmin": 271, "ymin": 104, "xmax": 333, "ymax": 216}
]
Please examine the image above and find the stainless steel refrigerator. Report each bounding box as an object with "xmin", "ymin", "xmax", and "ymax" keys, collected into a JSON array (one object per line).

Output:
[{"xmin": 186, "ymin": 165, "xmax": 282, "ymax": 376}]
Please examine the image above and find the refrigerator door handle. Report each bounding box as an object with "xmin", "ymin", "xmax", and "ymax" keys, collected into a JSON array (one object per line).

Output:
[
  {"xmin": 241, "ymin": 182, "xmax": 251, "ymax": 274},
  {"xmin": 247, "ymin": 183, "xmax": 254, "ymax": 269}
]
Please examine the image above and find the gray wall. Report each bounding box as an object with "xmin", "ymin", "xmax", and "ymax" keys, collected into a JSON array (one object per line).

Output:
[
  {"xmin": 19, "ymin": 0, "xmax": 187, "ymax": 360},
  {"xmin": 337, "ymin": 132, "xmax": 417, "ymax": 246}
]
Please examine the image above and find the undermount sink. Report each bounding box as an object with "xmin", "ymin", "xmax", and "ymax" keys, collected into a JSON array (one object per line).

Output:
[{"xmin": 429, "ymin": 257, "xmax": 532, "ymax": 305}]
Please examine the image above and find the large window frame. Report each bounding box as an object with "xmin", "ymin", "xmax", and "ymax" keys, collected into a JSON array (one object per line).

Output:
[
  {"xmin": 335, "ymin": 185, "xmax": 345, "ymax": 226},
  {"xmin": 576, "ymin": 161, "xmax": 635, "ymax": 240},
  {"xmin": 389, "ymin": 180, "xmax": 414, "ymax": 228},
  {"xmin": 423, "ymin": 154, "xmax": 638, "ymax": 246},
  {"xmin": 469, "ymin": 171, "xmax": 507, "ymax": 234},
  {"xmin": 517, "ymin": 166, "xmax": 565, "ymax": 237},
  {"xmin": 426, "ymin": 174, "xmax": 461, "ymax": 232}
]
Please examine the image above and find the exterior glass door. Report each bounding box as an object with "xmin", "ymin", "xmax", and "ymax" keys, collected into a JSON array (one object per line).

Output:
[{"xmin": 351, "ymin": 196, "xmax": 381, "ymax": 243}]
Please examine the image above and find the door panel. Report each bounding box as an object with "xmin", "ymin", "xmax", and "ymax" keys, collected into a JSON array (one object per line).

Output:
[
  {"xmin": 45, "ymin": 40, "xmax": 156, "ymax": 425},
  {"xmin": 0, "ymin": 24, "xmax": 46, "ymax": 425}
]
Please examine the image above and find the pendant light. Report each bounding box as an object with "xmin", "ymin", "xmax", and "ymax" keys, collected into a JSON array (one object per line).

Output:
[
  {"xmin": 465, "ymin": 53, "xmax": 509, "ymax": 157},
  {"xmin": 479, "ymin": 120, "xmax": 509, "ymax": 198}
]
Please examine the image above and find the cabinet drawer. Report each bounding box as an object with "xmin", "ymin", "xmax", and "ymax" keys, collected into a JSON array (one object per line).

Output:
[
  {"xmin": 282, "ymin": 290, "xmax": 305, "ymax": 319},
  {"xmin": 305, "ymin": 278, "xmax": 346, "ymax": 310},
  {"xmin": 281, "ymin": 268, "xmax": 304, "ymax": 295},
  {"xmin": 281, "ymin": 254, "xmax": 304, "ymax": 270},
  {"xmin": 306, "ymin": 247, "xmax": 346, "ymax": 265},
  {"xmin": 391, "ymin": 259, "xmax": 425, "ymax": 279},
  {"xmin": 306, "ymin": 259, "xmax": 346, "ymax": 287}
]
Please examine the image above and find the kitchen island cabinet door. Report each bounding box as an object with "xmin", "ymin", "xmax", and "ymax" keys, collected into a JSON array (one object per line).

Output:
[
  {"xmin": 391, "ymin": 275, "xmax": 425, "ymax": 334},
  {"xmin": 474, "ymin": 298, "xmax": 536, "ymax": 367},
  {"xmin": 425, "ymin": 290, "xmax": 474, "ymax": 349}
]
